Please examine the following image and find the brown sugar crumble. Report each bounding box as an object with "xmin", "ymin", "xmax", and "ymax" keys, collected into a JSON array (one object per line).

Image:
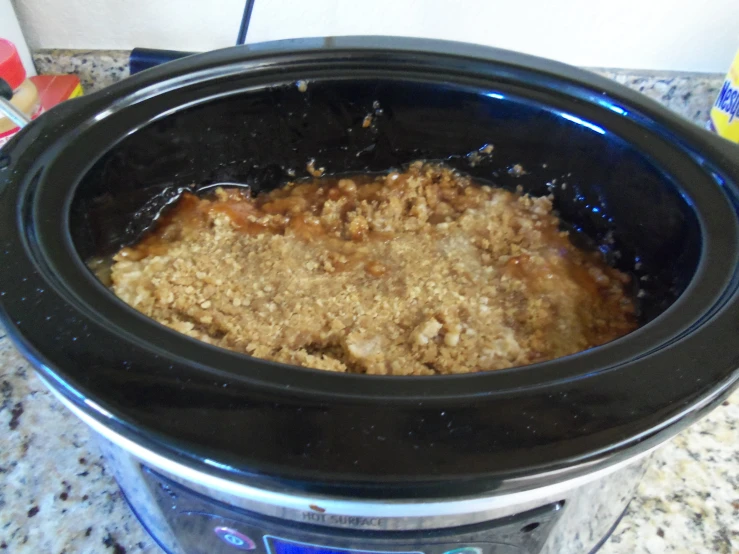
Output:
[{"xmin": 110, "ymin": 162, "xmax": 637, "ymax": 375}]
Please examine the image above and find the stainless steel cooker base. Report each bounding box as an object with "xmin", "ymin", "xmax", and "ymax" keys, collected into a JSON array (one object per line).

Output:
[
  {"xmin": 97, "ymin": 431, "xmax": 648, "ymax": 554},
  {"xmin": 52, "ymin": 377, "xmax": 649, "ymax": 554}
]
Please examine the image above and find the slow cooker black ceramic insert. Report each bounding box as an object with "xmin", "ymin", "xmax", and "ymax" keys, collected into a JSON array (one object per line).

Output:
[{"xmin": 0, "ymin": 37, "xmax": 738, "ymax": 554}]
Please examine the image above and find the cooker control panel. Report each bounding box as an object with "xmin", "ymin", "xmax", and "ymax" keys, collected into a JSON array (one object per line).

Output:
[{"xmin": 142, "ymin": 467, "xmax": 563, "ymax": 554}]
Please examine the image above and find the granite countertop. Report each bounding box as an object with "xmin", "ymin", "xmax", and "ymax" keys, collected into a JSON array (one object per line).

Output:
[{"xmin": 1, "ymin": 50, "xmax": 738, "ymax": 554}]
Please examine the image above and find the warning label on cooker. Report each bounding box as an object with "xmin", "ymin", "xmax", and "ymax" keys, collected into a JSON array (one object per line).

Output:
[{"xmin": 301, "ymin": 511, "xmax": 384, "ymax": 528}]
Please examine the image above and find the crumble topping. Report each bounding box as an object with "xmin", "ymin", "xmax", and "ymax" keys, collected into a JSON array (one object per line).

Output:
[{"xmin": 109, "ymin": 162, "xmax": 636, "ymax": 375}]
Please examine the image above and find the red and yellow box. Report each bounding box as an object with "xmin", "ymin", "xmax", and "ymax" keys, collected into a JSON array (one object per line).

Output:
[{"xmin": 32, "ymin": 74, "xmax": 84, "ymax": 110}]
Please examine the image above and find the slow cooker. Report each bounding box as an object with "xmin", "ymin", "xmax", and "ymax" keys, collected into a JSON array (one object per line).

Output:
[{"xmin": 1, "ymin": 37, "xmax": 738, "ymax": 554}]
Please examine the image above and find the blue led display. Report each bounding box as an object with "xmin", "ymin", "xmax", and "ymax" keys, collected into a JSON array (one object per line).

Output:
[{"xmin": 264, "ymin": 536, "xmax": 423, "ymax": 554}]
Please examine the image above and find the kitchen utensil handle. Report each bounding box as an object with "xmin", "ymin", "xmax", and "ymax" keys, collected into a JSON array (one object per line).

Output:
[
  {"xmin": 0, "ymin": 77, "xmax": 30, "ymax": 128},
  {"xmin": 236, "ymin": 0, "xmax": 256, "ymax": 45}
]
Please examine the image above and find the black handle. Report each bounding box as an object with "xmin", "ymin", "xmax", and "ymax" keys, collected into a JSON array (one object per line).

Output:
[
  {"xmin": 129, "ymin": 48, "xmax": 196, "ymax": 75},
  {"xmin": 0, "ymin": 77, "xmax": 13, "ymax": 100}
]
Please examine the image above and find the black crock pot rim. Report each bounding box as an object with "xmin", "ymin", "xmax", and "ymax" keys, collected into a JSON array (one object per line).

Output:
[
  {"xmin": 31, "ymin": 38, "xmax": 739, "ymax": 399},
  {"xmin": 1, "ymin": 36, "xmax": 739, "ymax": 498},
  {"xmin": 52, "ymin": 87, "xmax": 722, "ymax": 398}
]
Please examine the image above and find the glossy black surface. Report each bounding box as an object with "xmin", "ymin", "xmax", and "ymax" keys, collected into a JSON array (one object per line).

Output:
[
  {"xmin": 72, "ymin": 79, "xmax": 697, "ymax": 324},
  {"xmin": 1, "ymin": 37, "xmax": 739, "ymax": 498}
]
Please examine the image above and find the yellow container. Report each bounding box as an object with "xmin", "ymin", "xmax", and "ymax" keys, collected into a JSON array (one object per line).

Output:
[{"xmin": 709, "ymin": 49, "xmax": 739, "ymax": 143}]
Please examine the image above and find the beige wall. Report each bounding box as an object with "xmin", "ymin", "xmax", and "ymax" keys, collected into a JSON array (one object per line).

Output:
[{"xmin": 11, "ymin": 0, "xmax": 739, "ymax": 72}]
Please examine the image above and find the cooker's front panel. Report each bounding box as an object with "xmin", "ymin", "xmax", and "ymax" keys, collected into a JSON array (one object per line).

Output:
[{"xmin": 140, "ymin": 467, "xmax": 563, "ymax": 554}]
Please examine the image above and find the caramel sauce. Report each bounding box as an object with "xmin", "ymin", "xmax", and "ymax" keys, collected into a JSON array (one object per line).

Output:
[{"xmin": 122, "ymin": 174, "xmax": 398, "ymax": 261}]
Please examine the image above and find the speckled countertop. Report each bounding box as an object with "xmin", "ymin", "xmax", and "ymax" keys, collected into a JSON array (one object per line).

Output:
[{"xmin": 1, "ymin": 50, "xmax": 738, "ymax": 554}]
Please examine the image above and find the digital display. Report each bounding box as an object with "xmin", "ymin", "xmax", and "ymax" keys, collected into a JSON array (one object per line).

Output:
[{"xmin": 264, "ymin": 536, "xmax": 423, "ymax": 554}]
